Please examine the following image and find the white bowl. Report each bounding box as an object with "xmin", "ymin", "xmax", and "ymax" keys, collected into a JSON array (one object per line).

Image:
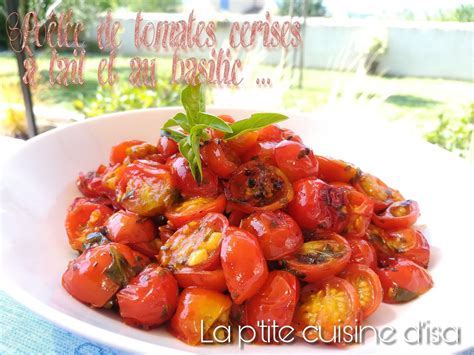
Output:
[{"xmin": 1, "ymin": 107, "xmax": 473, "ymax": 354}]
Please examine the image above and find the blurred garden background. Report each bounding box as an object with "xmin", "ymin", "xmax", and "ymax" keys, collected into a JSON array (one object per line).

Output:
[{"xmin": 1, "ymin": 0, "xmax": 473, "ymax": 159}]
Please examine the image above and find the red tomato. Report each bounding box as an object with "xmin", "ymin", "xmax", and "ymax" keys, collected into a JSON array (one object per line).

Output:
[
  {"xmin": 241, "ymin": 141, "xmax": 277, "ymax": 165},
  {"xmin": 128, "ymin": 239, "xmax": 162, "ymax": 258},
  {"xmin": 287, "ymin": 178, "xmax": 347, "ymax": 232},
  {"xmin": 340, "ymin": 185, "xmax": 374, "ymax": 238},
  {"xmin": 347, "ymin": 238, "xmax": 377, "ymax": 270},
  {"xmin": 110, "ymin": 140, "xmax": 145, "ymax": 165},
  {"xmin": 174, "ymin": 268, "xmax": 227, "ymax": 292},
  {"xmin": 227, "ymin": 131, "xmax": 259, "ymax": 156},
  {"xmin": 372, "ymin": 200, "xmax": 420, "ymax": 230},
  {"xmin": 76, "ymin": 164, "xmax": 109, "ymax": 198},
  {"xmin": 367, "ymin": 225, "xmax": 430, "ymax": 268},
  {"xmin": 225, "ymin": 160, "xmax": 293, "ymax": 213},
  {"xmin": 160, "ymin": 213, "xmax": 228, "ymax": 271},
  {"xmin": 244, "ymin": 271, "xmax": 299, "ymax": 343},
  {"xmin": 158, "ymin": 224, "xmax": 175, "ymax": 244},
  {"xmin": 65, "ymin": 198, "xmax": 113, "ymax": 252},
  {"xmin": 62, "ymin": 243, "xmax": 149, "ymax": 307},
  {"xmin": 240, "ymin": 211, "xmax": 303, "ymax": 260},
  {"xmin": 208, "ymin": 114, "xmax": 235, "ymax": 139},
  {"xmin": 352, "ymin": 172, "xmax": 404, "ymax": 212},
  {"xmin": 258, "ymin": 125, "xmax": 302, "ymax": 143},
  {"xmin": 165, "ymin": 194, "xmax": 226, "ymax": 229},
  {"xmin": 117, "ymin": 264, "xmax": 178, "ymax": 329},
  {"xmin": 169, "ymin": 287, "xmax": 232, "ymax": 345},
  {"xmin": 105, "ymin": 210, "xmax": 155, "ymax": 244},
  {"xmin": 116, "ymin": 161, "xmax": 176, "ymax": 216},
  {"xmin": 220, "ymin": 227, "xmax": 269, "ymax": 304},
  {"xmin": 227, "ymin": 209, "xmax": 248, "ymax": 227},
  {"xmin": 340, "ymin": 264, "xmax": 383, "ymax": 319},
  {"xmin": 169, "ymin": 156, "xmax": 219, "ymax": 198},
  {"xmin": 282, "ymin": 233, "xmax": 351, "ymax": 282},
  {"xmin": 315, "ymin": 155, "xmax": 360, "ymax": 183},
  {"xmin": 293, "ymin": 277, "xmax": 360, "ymax": 343},
  {"xmin": 157, "ymin": 136, "xmax": 178, "ymax": 157},
  {"xmin": 274, "ymin": 141, "xmax": 318, "ymax": 181},
  {"xmin": 201, "ymin": 139, "xmax": 240, "ymax": 178},
  {"xmin": 122, "ymin": 142, "xmax": 159, "ymax": 164},
  {"xmin": 376, "ymin": 259, "xmax": 433, "ymax": 303}
]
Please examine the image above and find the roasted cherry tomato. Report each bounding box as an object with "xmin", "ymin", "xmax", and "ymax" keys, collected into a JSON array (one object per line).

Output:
[
  {"xmin": 372, "ymin": 200, "xmax": 420, "ymax": 230},
  {"xmin": 340, "ymin": 185, "xmax": 374, "ymax": 238},
  {"xmin": 376, "ymin": 259, "xmax": 433, "ymax": 303},
  {"xmin": 227, "ymin": 209, "xmax": 248, "ymax": 227},
  {"xmin": 244, "ymin": 271, "xmax": 299, "ymax": 343},
  {"xmin": 340, "ymin": 264, "xmax": 382, "ymax": 319},
  {"xmin": 105, "ymin": 210, "xmax": 156, "ymax": 244},
  {"xmin": 287, "ymin": 178, "xmax": 347, "ymax": 232},
  {"xmin": 62, "ymin": 243, "xmax": 149, "ymax": 307},
  {"xmin": 116, "ymin": 161, "xmax": 176, "ymax": 216},
  {"xmin": 169, "ymin": 156, "xmax": 219, "ymax": 198},
  {"xmin": 282, "ymin": 233, "xmax": 351, "ymax": 282},
  {"xmin": 352, "ymin": 172, "xmax": 404, "ymax": 212},
  {"xmin": 160, "ymin": 213, "xmax": 228, "ymax": 271},
  {"xmin": 241, "ymin": 141, "xmax": 278, "ymax": 165},
  {"xmin": 77, "ymin": 164, "xmax": 109, "ymax": 198},
  {"xmin": 208, "ymin": 114, "xmax": 235, "ymax": 139},
  {"xmin": 158, "ymin": 224, "xmax": 175, "ymax": 244},
  {"xmin": 122, "ymin": 142, "xmax": 159, "ymax": 164},
  {"xmin": 227, "ymin": 131, "xmax": 259, "ymax": 156},
  {"xmin": 220, "ymin": 227, "xmax": 269, "ymax": 304},
  {"xmin": 157, "ymin": 136, "xmax": 178, "ymax": 157},
  {"xmin": 169, "ymin": 287, "xmax": 232, "ymax": 345},
  {"xmin": 174, "ymin": 268, "xmax": 227, "ymax": 292},
  {"xmin": 274, "ymin": 141, "xmax": 318, "ymax": 182},
  {"xmin": 201, "ymin": 139, "xmax": 240, "ymax": 178},
  {"xmin": 128, "ymin": 239, "xmax": 162, "ymax": 258},
  {"xmin": 241, "ymin": 210, "xmax": 303, "ymax": 260},
  {"xmin": 347, "ymin": 238, "xmax": 377, "ymax": 270},
  {"xmin": 110, "ymin": 140, "xmax": 145, "ymax": 165},
  {"xmin": 165, "ymin": 194, "xmax": 226, "ymax": 229},
  {"xmin": 315, "ymin": 155, "xmax": 360, "ymax": 183},
  {"xmin": 65, "ymin": 198, "xmax": 113, "ymax": 251},
  {"xmin": 367, "ymin": 225, "xmax": 430, "ymax": 268},
  {"xmin": 258, "ymin": 125, "xmax": 302, "ymax": 143},
  {"xmin": 117, "ymin": 264, "xmax": 178, "ymax": 329},
  {"xmin": 293, "ymin": 277, "xmax": 360, "ymax": 343},
  {"xmin": 225, "ymin": 160, "xmax": 293, "ymax": 213}
]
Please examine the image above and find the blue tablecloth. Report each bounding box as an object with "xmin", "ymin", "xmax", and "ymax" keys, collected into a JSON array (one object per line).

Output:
[{"xmin": 0, "ymin": 290, "xmax": 121, "ymax": 354}]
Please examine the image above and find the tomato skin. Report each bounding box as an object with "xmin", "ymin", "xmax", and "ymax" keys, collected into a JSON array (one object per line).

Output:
[
  {"xmin": 225, "ymin": 160, "xmax": 294, "ymax": 213},
  {"xmin": 244, "ymin": 271, "xmax": 299, "ymax": 343},
  {"xmin": 315, "ymin": 155, "xmax": 360, "ymax": 183},
  {"xmin": 227, "ymin": 209, "xmax": 248, "ymax": 227},
  {"xmin": 258, "ymin": 125, "xmax": 302, "ymax": 143},
  {"xmin": 128, "ymin": 239, "xmax": 162, "ymax": 258},
  {"xmin": 110, "ymin": 140, "xmax": 145, "ymax": 165},
  {"xmin": 174, "ymin": 268, "xmax": 227, "ymax": 292},
  {"xmin": 165, "ymin": 194, "xmax": 226, "ymax": 229},
  {"xmin": 160, "ymin": 213, "xmax": 228, "ymax": 271},
  {"xmin": 227, "ymin": 131, "xmax": 259, "ymax": 156},
  {"xmin": 157, "ymin": 136, "xmax": 178, "ymax": 157},
  {"xmin": 169, "ymin": 287, "xmax": 232, "ymax": 345},
  {"xmin": 376, "ymin": 259, "xmax": 433, "ymax": 304},
  {"xmin": 367, "ymin": 225, "xmax": 430, "ymax": 268},
  {"xmin": 201, "ymin": 139, "xmax": 240, "ymax": 178},
  {"xmin": 117, "ymin": 264, "xmax": 178, "ymax": 329},
  {"xmin": 347, "ymin": 238, "xmax": 377, "ymax": 270},
  {"xmin": 62, "ymin": 243, "xmax": 148, "ymax": 308},
  {"xmin": 77, "ymin": 164, "xmax": 109, "ymax": 198},
  {"xmin": 65, "ymin": 198, "xmax": 113, "ymax": 252},
  {"xmin": 241, "ymin": 211, "xmax": 303, "ymax": 260},
  {"xmin": 283, "ymin": 233, "xmax": 351, "ymax": 282},
  {"xmin": 274, "ymin": 141, "xmax": 318, "ymax": 182},
  {"xmin": 158, "ymin": 224, "xmax": 175, "ymax": 244},
  {"xmin": 372, "ymin": 200, "xmax": 420, "ymax": 230},
  {"xmin": 105, "ymin": 210, "xmax": 156, "ymax": 244},
  {"xmin": 220, "ymin": 227, "xmax": 269, "ymax": 304},
  {"xmin": 169, "ymin": 156, "xmax": 219, "ymax": 198},
  {"xmin": 293, "ymin": 277, "xmax": 360, "ymax": 343},
  {"xmin": 116, "ymin": 161, "xmax": 176, "ymax": 217},
  {"xmin": 339, "ymin": 264, "xmax": 383, "ymax": 319},
  {"xmin": 241, "ymin": 141, "xmax": 278, "ymax": 165}
]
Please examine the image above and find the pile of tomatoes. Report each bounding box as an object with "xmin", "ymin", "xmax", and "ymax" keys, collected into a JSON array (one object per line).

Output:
[{"xmin": 62, "ymin": 115, "xmax": 433, "ymax": 346}]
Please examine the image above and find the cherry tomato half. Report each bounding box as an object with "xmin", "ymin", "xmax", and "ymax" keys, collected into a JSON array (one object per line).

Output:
[
  {"xmin": 240, "ymin": 210, "xmax": 303, "ymax": 260},
  {"xmin": 376, "ymin": 259, "xmax": 433, "ymax": 304},
  {"xmin": 293, "ymin": 277, "xmax": 360, "ymax": 344},
  {"xmin": 169, "ymin": 287, "xmax": 232, "ymax": 345},
  {"xmin": 76, "ymin": 164, "xmax": 109, "ymax": 198},
  {"xmin": 347, "ymin": 238, "xmax": 377, "ymax": 270},
  {"xmin": 372, "ymin": 200, "xmax": 420, "ymax": 230},
  {"xmin": 282, "ymin": 233, "xmax": 351, "ymax": 282},
  {"xmin": 220, "ymin": 227, "xmax": 269, "ymax": 304},
  {"xmin": 65, "ymin": 198, "xmax": 113, "ymax": 252},
  {"xmin": 157, "ymin": 136, "xmax": 178, "ymax": 157},
  {"xmin": 128, "ymin": 239, "xmax": 162, "ymax": 258},
  {"xmin": 110, "ymin": 140, "xmax": 145, "ymax": 165},
  {"xmin": 117, "ymin": 264, "xmax": 178, "ymax": 329},
  {"xmin": 62, "ymin": 243, "xmax": 149, "ymax": 307},
  {"xmin": 241, "ymin": 141, "xmax": 278, "ymax": 165},
  {"xmin": 160, "ymin": 213, "xmax": 228, "ymax": 271},
  {"xmin": 257, "ymin": 125, "xmax": 302, "ymax": 143},
  {"xmin": 201, "ymin": 139, "xmax": 240, "ymax": 178},
  {"xmin": 340, "ymin": 185, "xmax": 374, "ymax": 238},
  {"xmin": 315, "ymin": 155, "xmax": 360, "ymax": 183},
  {"xmin": 105, "ymin": 210, "xmax": 156, "ymax": 244},
  {"xmin": 174, "ymin": 268, "xmax": 227, "ymax": 292},
  {"xmin": 274, "ymin": 140, "xmax": 318, "ymax": 182},
  {"xmin": 165, "ymin": 194, "xmax": 226, "ymax": 229},
  {"xmin": 340, "ymin": 264, "xmax": 382, "ymax": 319},
  {"xmin": 225, "ymin": 160, "xmax": 293, "ymax": 213}
]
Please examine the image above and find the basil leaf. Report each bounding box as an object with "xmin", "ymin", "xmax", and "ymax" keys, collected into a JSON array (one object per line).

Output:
[
  {"xmin": 181, "ymin": 83, "xmax": 205, "ymax": 126},
  {"xmin": 197, "ymin": 112, "xmax": 232, "ymax": 133},
  {"xmin": 105, "ymin": 245, "xmax": 136, "ymax": 288},
  {"xmin": 163, "ymin": 112, "xmax": 190, "ymax": 132},
  {"xmin": 225, "ymin": 113, "xmax": 288, "ymax": 140},
  {"xmin": 160, "ymin": 128, "xmax": 186, "ymax": 142},
  {"xmin": 178, "ymin": 136, "xmax": 203, "ymax": 182}
]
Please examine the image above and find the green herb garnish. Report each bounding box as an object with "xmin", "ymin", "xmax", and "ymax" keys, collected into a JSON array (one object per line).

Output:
[
  {"xmin": 161, "ymin": 83, "xmax": 288, "ymax": 182},
  {"xmin": 105, "ymin": 245, "xmax": 138, "ymax": 287}
]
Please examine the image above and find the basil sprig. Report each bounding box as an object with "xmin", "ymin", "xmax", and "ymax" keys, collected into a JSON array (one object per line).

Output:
[{"xmin": 161, "ymin": 83, "xmax": 288, "ymax": 182}]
